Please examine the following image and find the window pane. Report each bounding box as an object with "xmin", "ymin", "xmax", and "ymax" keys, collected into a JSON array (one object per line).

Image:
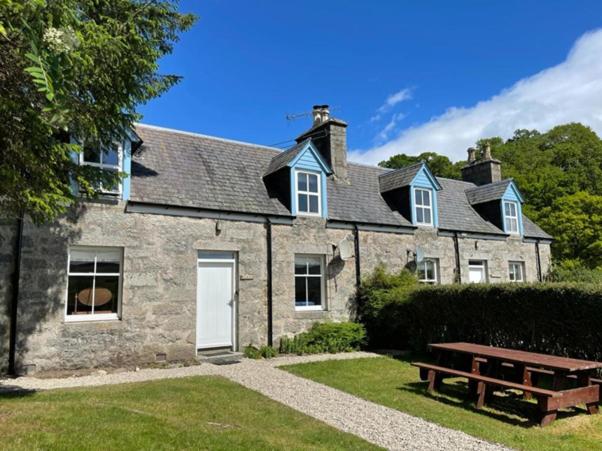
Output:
[
  {"xmin": 417, "ymin": 263, "xmax": 426, "ymax": 280},
  {"xmin": 307, "ymin": 259, "xmax": 321, "ymax": 275},
  {"xmin": 67, "ymin": 276, "xmax": 95, "ymax": 315},
  {"xmin": 309, "ymin": 195, "xmax": 319, "ymax": 213},
  {"xmin": 414, "ymin": 189, "xmax": 422, "ymax": 205},
  {"xmin": 308, "ymin": 174, "xmax": 318, "ymax": 193},
  {"xmin": 94, "ymin": 276, "xmax": 119, "ymax": 313},
  {"xmin": 103, "ymin": 145, "xmax": 119, "ymax": 166},
  {"xmin": 297, "ymin": 173, "xmax": 307, "ymax": 191},
  {"xmin": 295, "ymin": 277, "xmax": 307, "ymax": 306},
  {"xmin": 69, "ymin": 259, "xmax": 95, "ymax": 273},
  {"xmin": 426, "ymin": 261, "xmax": 435, "ymax": 280},
  {"xmin": 422, "ymin": 190, "xmax": 431, "ymax": 207},
  {"xmin": 83, "ymin": 144, "xmax": 101, "ymax": 163},
  {"xmin": 416, "ymin": 208, "xmax": 424, "ymax": 223},
  {"xmin": 298, "ymin": 194, "xmax": 308, "ymax": 212},
  {"xmin": 96, "ymin": 261, "xmax": 120, "ymax": 274},
  {"xmin": 295, "ymin": 261, "xmax": 307, "ymax": 275},
  {"xmin": 306, "ymin": 277, "xmax": 322, "ymax": 306},
  {"xmin": 423, "ymin": 208, "xmax": 432, "ymax": 224}
]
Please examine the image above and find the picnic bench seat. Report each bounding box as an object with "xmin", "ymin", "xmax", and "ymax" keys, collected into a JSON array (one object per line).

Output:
[{"xmin": 412, "ymin": 362, "xmax": 568, "ymax": 426}]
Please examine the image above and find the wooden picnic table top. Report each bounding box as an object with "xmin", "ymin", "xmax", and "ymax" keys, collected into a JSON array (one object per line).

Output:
[{"xmin": 429, "ymin": 342, "xmax": 602, "ymax": 372}]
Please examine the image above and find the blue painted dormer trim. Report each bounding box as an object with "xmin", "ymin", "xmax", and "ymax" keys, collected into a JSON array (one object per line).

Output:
[
  {"xmin": 501, "ymin": 181, "xmax": 524, "ymax": 236},
  {"xmin": 409, "ymin": 163, "xmax": 441, "ymax": 227},
  {"xmin": 288, "ymin": 141, "xmax": 330, "ymax": 218}
]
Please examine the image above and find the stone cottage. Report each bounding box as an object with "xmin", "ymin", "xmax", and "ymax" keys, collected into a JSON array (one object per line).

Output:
[{"xmin": 0, "ymin": 105, "xmax": 552, "ymax": 374}]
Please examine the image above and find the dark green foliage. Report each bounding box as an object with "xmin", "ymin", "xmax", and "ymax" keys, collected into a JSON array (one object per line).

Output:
[
  {"xmin": 358, "ymin": 274, "xmax": 602, "ymax": 361},
  {"xmin": 546, "ymin": 259, "xmax": 602, "ymax": 284},
  {"xmin": 379, "ymin": 152, "xmax": 464, "ymax": 179},
  {"xmin": 279, "ymin": 322, "xmax": 366, "ymax": 355},
  {"xmin": 356, "ymin": 264, "xmax": 418, "ymax": 349},
  {"xmin": 0, "ymin": 1, "xmax": 195, "ymax": 223},
  {"xmin": 259, "ymin": 345, "xmax": 278, "ymax": 359}
]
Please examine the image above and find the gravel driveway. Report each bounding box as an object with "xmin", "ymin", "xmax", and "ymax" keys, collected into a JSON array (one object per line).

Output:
[{"xmin": 0, "ymin": 352, "xmax": 509, "ymax": 451}]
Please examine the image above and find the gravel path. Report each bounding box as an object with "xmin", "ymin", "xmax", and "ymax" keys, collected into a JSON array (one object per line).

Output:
[{"xmin": 0, "ymin": 352, "xmax": 509, "ymax": 450}]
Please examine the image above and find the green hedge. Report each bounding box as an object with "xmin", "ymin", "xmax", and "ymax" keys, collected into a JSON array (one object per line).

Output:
[{"xmin": 358, "ymin": 273, "xmax": 602, "ymax": 361}]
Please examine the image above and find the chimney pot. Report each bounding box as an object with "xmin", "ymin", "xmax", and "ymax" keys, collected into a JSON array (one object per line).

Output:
[
  {"xmin": 483, "ymin": 143, "xmax": 492, "ymax": 160},
  {"xmin": 467, "ymin": 147, "xmax": 477, "ymax": 163}
]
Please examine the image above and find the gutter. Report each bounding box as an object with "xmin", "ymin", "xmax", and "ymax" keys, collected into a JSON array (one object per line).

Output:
[
  {"xmin": 353, "ymin": 224, "xmax": 361, "ymax": 288},
  {"xmin": 266, "ymin": 218, "xmax": 273, "ymax": 347},
  {"xmin": 535, "ymin": 240, "xmax": 542, "ymax": 282},
  {"xmin": 453, "ymin": 231, "xmax": 462, "ymax": 284},
  {"xmin": 8, "ymin": 215, "xmax": 24, "ymax": 376}
]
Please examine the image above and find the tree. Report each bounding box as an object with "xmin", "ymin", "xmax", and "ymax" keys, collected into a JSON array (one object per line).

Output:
[
  {"xmin": 379, "ymin": 151, "xmax": 464, "ymax": 179},
  {"xmin": 0, "ymin": 0, "xmax": 195, "ymax": 223}
]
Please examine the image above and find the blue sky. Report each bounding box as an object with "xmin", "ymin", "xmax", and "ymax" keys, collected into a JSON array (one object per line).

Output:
[{"xmin": 140, "ymin": 0, "xmax": 602, "ymax": 163}]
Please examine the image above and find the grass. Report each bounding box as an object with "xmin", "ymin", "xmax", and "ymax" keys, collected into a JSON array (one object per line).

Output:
[
  {"xmin": 283, "ymin": 357, "xmax": 602, "ymax": 451},
  {"xmin": 0, "ymin": 375, "xmax": 379, "ymax": 451}
]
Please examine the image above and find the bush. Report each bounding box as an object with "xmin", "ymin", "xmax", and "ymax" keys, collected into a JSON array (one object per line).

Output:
[
  {"xmin": 244, "ymin": 345, "xmax": 278, "ymax": 359},
  {"xmin": 357, "ymin": 267, "xmax": 602, "ymax": 361},
  {"xmin": 279, "ymin": 322, "xmax": 366, "ymax": 355},
  {"xmin": 546, "ymin": 260, "xmax": 602, "ymax": 284},
  {"xmin": 356, "ymin": 264, "xmax": 419, "ymax": 349}
]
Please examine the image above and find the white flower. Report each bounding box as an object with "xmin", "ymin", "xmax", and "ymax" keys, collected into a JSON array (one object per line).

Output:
[{"xmin": 43, "ymin": 27, "xmax": 78, "ymax": 53}]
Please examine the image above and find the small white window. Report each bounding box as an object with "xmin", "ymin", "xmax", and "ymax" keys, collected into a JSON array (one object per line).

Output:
[
  {"xmin": 294, "ymin": 255, "xmax": 325, "ymax": 310},
  {"xmin": 66, "ymin": 247, "xmax": 122, "ymax": 321},
  {"xmin": 417, "ymin": 258, "xmax": 439, "ymax": 284},
  {"xmin": 414, "ymin": 188, "xmax": 433, "ymax": 226},
  {"xmin": 508, "ymin": 261, "xmax": 525, "ymax": 282},
  {"xmin": 503, "ymin": 201, "xmax": 519, "ymax": 234},
  {"xmin": 468, "ymin": 260, "xmax": 488, "ymax": 283},
  {"xmin": 296, "ymin": 171, "xmax": 321, "ymax": 216},
  {"xmin": 80, "ymin": 142, "xmax": 122, "ymax": 195}
]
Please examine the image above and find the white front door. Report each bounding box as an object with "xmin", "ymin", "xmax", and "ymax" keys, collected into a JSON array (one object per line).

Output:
[{"xmin": 196, "ymin": 256, "xmax": 235, "ymax": 349}]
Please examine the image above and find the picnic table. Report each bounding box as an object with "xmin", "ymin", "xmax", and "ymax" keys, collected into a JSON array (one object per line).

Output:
[{"xmin": 412, "ymin": 342, "xmax": 602, "ymax": 426}]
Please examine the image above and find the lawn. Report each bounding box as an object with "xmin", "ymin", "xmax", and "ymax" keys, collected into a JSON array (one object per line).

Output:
[
  {"xmin": 283, "ymin": 357, "xmax": 602, "ymax": 451},
  {"xmin": 0, "ymin": 375, "xmax": 379, "ymax": 451}
]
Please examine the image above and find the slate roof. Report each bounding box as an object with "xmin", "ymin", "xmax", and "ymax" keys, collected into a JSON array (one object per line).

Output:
[
  {"xmin": 264, "ymin": 139, "xmax": 309, "ymax": 177},
  {"xmin": 131, "ymin": 124, "xmax": 552, "ymax": 239},
  {"xmin": 465, "ymin": 179, "xmax": 514, "ymax": 205},
  {"xmin": 378, "ymin": 162, "xmax": 423, "ymax": 193}
]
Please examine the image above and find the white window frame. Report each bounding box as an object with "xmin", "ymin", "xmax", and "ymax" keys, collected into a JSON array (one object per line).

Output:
[
  {"xmin": 79, "ymin": 142, "xmax": 123, "ymax": 196},
  {"xmin": 295, "ymin": 170, "xmax": 321, "ymax": 217},
  {"xmin": 468, "ymin": 259, "xmax": 488, "ymax": 284},
  {"xmin": 417, "ymin": 258, "xmax": 439, "ymax": 284},
  {"xmin": 294, "ymin": 254, "xmax": 326, "ymax": 311},
  {"xmin": 414, "ymin": 188, "xmax": 433, "ymax": 226},
  {"xmin": 508, "ymin": 261, "xmax": 525, "ymax": 282},
  {"xmin": 65, "ymin": 246, "xmax": 123, "ymax": 322},
  {"xmin": 503, "ymin": 201, "xmax": 519, "ymax": 234}
]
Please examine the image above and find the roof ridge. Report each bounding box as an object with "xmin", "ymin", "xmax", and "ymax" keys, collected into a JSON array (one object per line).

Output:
[
  {"xmin": 377, "ymin": 161, "xmax": 423, "ymax": 178},
  {"xmin": 135, "ymin": 123, "xmax": 281, "ymax": 153},
  {"xmin": 465, "ymin": 178, "xmax": 512, "ymax": 192}
]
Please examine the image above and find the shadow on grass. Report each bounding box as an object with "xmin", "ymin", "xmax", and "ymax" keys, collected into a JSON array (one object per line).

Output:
[
  {"xmin": 400, "ymin": 378, "xmax": 585, "ymax": 428},
  {"xmin": 0, "ymin": 385, "xmax": 36, "ymax": 399}
]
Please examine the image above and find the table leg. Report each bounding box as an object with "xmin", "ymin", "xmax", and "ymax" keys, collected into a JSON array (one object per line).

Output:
[
  {"xmin": 538, "ymin": 397, "xmax": 558, "ymax": 427},
  {"xmin": 521, "ymin": 365, "xmax": 533, "ymax": 400},
  {"xmin": 586, "ymin": 402, "xmax": 599, "ymax": 415},
  {"xmin": 468, "ymin": 356, "xmax": 481, "ymax": 398},
  {"xmin": 476, "ymin": 381, "xmax": 487, "ymax": 409}
]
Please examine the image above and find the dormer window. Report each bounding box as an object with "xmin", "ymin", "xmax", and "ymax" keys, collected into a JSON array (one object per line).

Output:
[
  {"xmin": 80, "ymin": 142, "xmax": 122, "ymax": 195},
  {"xmin": 414, "ymin": 188, "xmax": 433, "ymax": 226},
  {"xmin": 503, "ymin": 200, "xmax": 519, "ymax": 234},
  {"xmin": 296, "ymin": 170, "xmax": 321, "ymax": 216}
]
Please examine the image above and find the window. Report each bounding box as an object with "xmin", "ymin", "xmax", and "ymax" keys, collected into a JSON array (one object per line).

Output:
[
  {"xmin": 508, "ymin": 261, "xmax": 525, "ymax": 282},
  {"xmin": 417, "ymin": 258, "xmax": 439, "ymax": 284},
  {"xmin": 296, "ymin": 171, "xmax": 321, "ymax": 216},
  {"xmin": 414, "ymin": 188, "xmax": 433, "ymax": 226},
  {"xmin": 468, "ymin": 260, "xmax": 487, "ymax": 283},
  {"xmin": 66, "ymin": 247, "xmax": 122, "ymax": 321},
  {"xmin": 80, "ymin": 142, "xmax": 122, "ymax": 195},
  {"xmin": 294, "ymin": 255, "xmax": 325, "ymax": 310},
  {"xmin": 503, "ymin": 201, "xmax": 519, "ymax": 234}
]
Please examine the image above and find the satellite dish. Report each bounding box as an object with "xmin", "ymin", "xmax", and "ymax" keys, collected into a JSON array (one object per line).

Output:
[
  {"xmin": 338, "ymin": 239, "xmax": 355, "ymax": 261},
  {"xmin": 415, "ymin": 247, "xmax": 425, "ymax": 263}
]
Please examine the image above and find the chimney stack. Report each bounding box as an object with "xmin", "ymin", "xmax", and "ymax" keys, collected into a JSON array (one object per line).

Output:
[
  {"xmin": 461, "ymin": 144, "xmax": 502, "ymax": 186},
  {"xmin": 297, "ymin": 105, "xmax": 349, "ymax": 183}
]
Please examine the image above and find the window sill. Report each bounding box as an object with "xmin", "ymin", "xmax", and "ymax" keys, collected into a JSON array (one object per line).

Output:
[{"xmin": 65, "ymin": 314, "xmax": 120, "ymax": 323}]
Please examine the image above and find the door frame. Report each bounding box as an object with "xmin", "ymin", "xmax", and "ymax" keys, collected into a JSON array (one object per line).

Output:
[{"xmin": 196, "ymin": 252, "xmax": 238, "ymax": 352}]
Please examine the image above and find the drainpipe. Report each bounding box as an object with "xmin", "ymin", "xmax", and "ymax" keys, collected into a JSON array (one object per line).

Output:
[
  {"xmin": 353, "ymin": 224, "xmax": 361, "ymax": 288},
  {"xmin": 266, "ymin": 218, "xmax": 273, "ymax": 347},
  {"xmin": 8, "ymin": 215, "xmax": 24, "ymax": 375},
  {"xmin": 453, "ymin": 232, "xmax": 462, "ymax": 284},
  {"xmin": 535, "ymin": 240, "xmax": 542, "ymax": 282}
]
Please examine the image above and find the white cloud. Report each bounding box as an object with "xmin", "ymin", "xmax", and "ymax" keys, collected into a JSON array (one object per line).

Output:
[
  {"xmin": 376, "ymin": 112, "xmax": 406, "ymax": 142},
  {"xmin": 352, "ymin": 29, "xmax": 602, "ymax": 165},
  {"xmin": 370, "ymin": 88, "xmax": 413, "ymax": 122}
]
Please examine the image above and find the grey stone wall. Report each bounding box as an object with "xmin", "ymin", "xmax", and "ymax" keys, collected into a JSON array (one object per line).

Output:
[
  {"xmin": 3, "ymin": 202, "xmax": 552, "ymax": 374},
  {"xmin": 0, "ymin": 219, "xmax": 17, "ymax": 374}
]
